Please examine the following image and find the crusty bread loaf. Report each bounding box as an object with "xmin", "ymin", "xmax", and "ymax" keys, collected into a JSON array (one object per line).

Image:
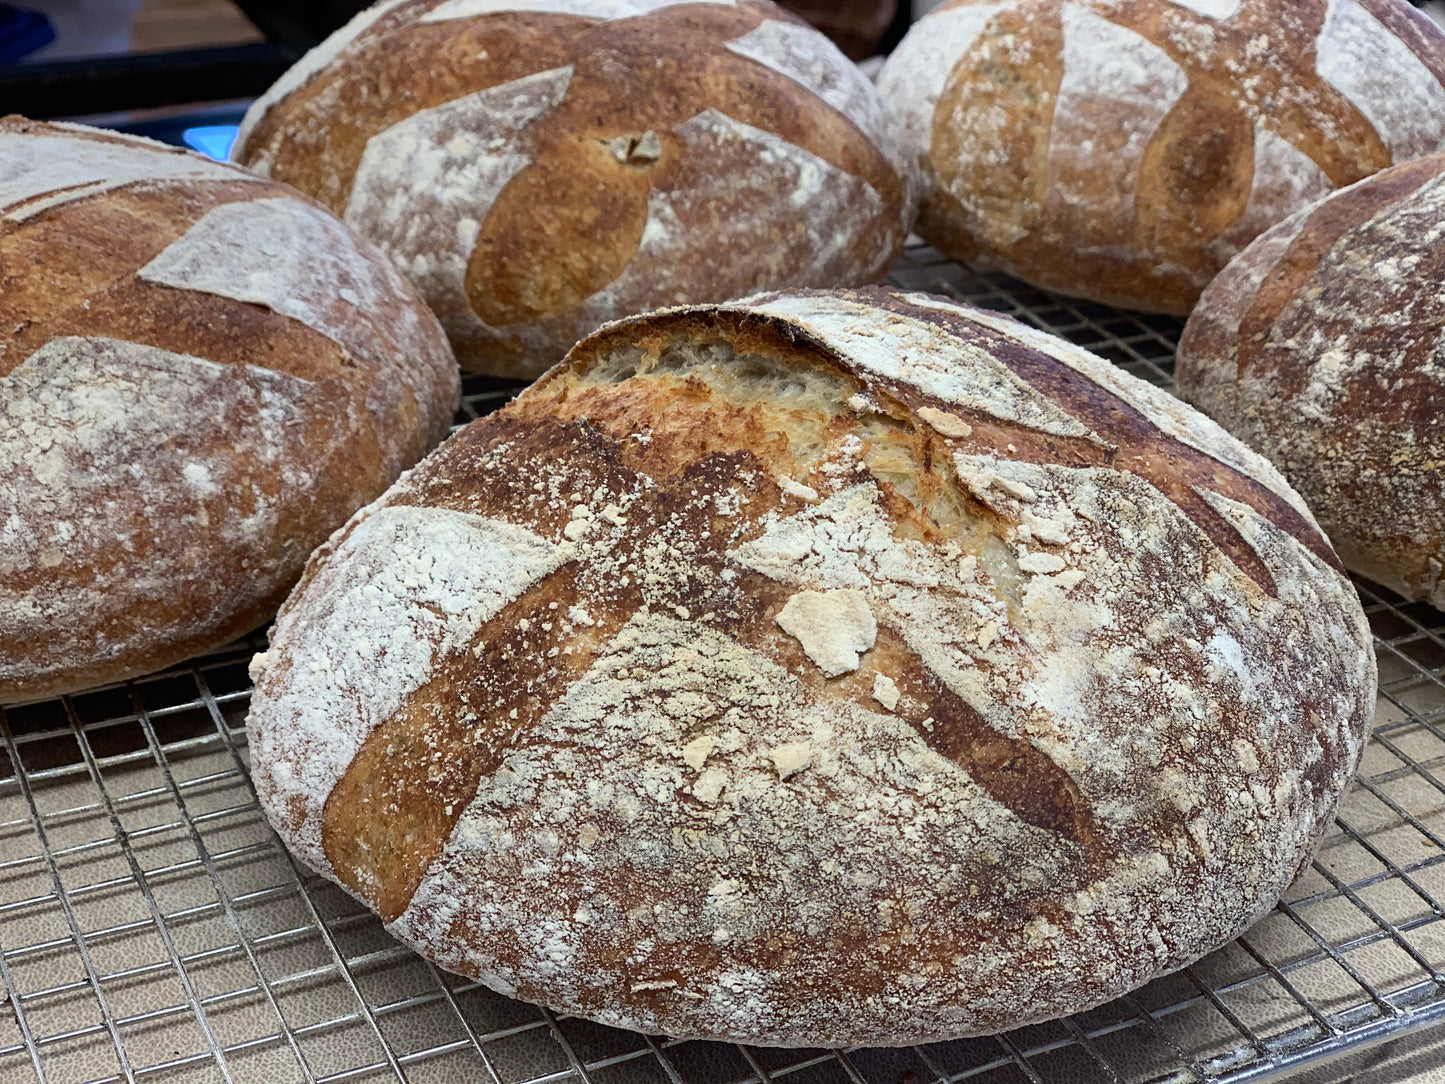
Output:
[
  {"xmin": 1177, "ymin": 151, "xmax": 1445, "ymax": 608},
  {"xmin": 231, "ymin": 0, "xmax": 913, "ymax": 378},
  {"xmin": 878, "ymin": 0, "xmax": 1445, "ymax": 315},
  {"xmin": 247, "ymin": 286, "xmax": 1374, "ymax": 1046},
  {"xmin": 0, "ymin": 118, "xmax": 459, "ymax": 704}
]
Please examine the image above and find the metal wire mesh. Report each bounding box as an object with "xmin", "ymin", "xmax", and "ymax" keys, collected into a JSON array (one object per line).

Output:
[{"xmin": 6, "ymin": 244, "xmax": 1445, "ymax": 1084}]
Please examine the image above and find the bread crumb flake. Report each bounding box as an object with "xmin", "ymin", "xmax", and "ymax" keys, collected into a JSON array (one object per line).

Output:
[
  {"xmin": 774, "ymin": 588, "xmax": 877, "ymax": 677},
  {"xmin": 917, "ymin": 405, "xmax": 974, "ymax": 438},
  {"xmin": 681, "ymin": 734, "xmax": 718, "ymax": 771},
  {"xmin": 693, "ymin": 767, "xmax": 727, "ymax": 803},
  {"xmin": 779, "ymin": 476, "xmax": 819, "ymax": 502},
  {"xmin": 872, "ymin": 673, "xmax": 901, "ymax": 712},
  {"xmin": 770, "ymin": 740, "xmax": 812, "ymax": 780},
  {"xmin": 994, "ymin": 477, "xmax": 1037, "ymax": 502},
  {"xmin": 1018, "ymin": 552, "xmax": 1067, "ymax": 575}
]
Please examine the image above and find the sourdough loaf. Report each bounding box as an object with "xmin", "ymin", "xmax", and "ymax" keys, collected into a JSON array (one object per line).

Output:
[
  {"xmin": 231, "ymin": 0, "xmax": 913, "ymax": 378},
  {"xmin": 878, "ymin": 0, "xmax": 1445, "ymax": 315},
  {"xmin": 247, "ymin": 287, "xmax": 1374, "ymax": 1045},
  {"xmin": 0, "ymin": 118, "xmax": 459, "ymax": 703},
  {"xmin": 1177, "ymin": 151, "xmax": 1445, "ymax": 608}
]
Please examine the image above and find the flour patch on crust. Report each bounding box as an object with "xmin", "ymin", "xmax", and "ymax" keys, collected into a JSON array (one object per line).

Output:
[
  {"xmin": 725, "ymin": 19, "xmax": 893, "ymax": 162},
  {"xmin": 583, "ymin": 110, "xmax": 893, "ymax": 314},
  {"xmin": 393, "ymin": 612, "xmax": 1066, "ymax": 1038},
  {"xmin": 0, "ymin": 336, "xmax": 317, "ymax": 686},
  {"xmin": 0, "ymin": 131, "xmax": 254, "ymax": 221},
  {"xmin": 1170, "ymin": 0, "xmax": 1241, "ymax": 18},
  {"xmin": 875, "ymin": 2, "xmax": 1008, "ymax": 188},
  {"xmin": 236, "ymin": 0, "xmax": 413, "ymax": 157},
  {"xmin": 742, "ymin": 293, "xmax": 1097, "ymax": 439},
  {"xmin": 949, "ymin": 301, "xmax": 1307, "ymax": 516},
  {"xmin": 140, "ymin": 197, "xmax": 427, "ymax": 360},
  {"xmin": 1257, "ymin": 172, "xmax": 1445, "ymax": 422},
  {"xmin": 1049, "ymin": 5, "xmax": 1189, "ymax": 224},
  {"xmin": 343, "ymin": 66, "xmax": 573, "ymax": 336},
  {"xmin": 1217, "ymin": 125, "xmax": 1333, "ymax": 255},
  {"xmin": 249, "ymin": 505, "xmax": 566, "ymax": 876},
  {"xmin": 728, "ymin": 479, "xmax": 1026, "ymax": 735},
  {"xmin": 1316, "ymin": 0, "xmax": 1445, "ymax": 162}
]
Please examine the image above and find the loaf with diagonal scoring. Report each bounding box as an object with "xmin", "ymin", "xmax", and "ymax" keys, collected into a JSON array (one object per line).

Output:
[
  {"xmin": 247, "ymin": 287, "xmax": 1374, "ymax": 1045},
  {"xmin": 1177, "ymin": 151, "xmax": 1445, "ymax": 609},
  {"xmin": 878, "ymin": 0, "xmax": 1445, "ymax": 315},
  {"xmin": 0, "ymin": 118, "xmax": 459, "ymax": 703},
  {"xmin": 231, "ymin": 0, "xmax": 913, "ymax": 378}
]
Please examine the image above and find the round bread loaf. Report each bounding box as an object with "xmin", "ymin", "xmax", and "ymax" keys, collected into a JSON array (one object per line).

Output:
[
  {"xmin": 1177, "ymin": 152, "xmax": 1445, "ymax": 609},
  {"xmin": 0, "ymin": 118, "xmax": 459, "ymax": 704},
  {"xmin": 247, "ymin": 287, "xmax": 1374, "ymax": 1045},
  {"xmin": 877, "ymin": 0, "xmax": 1445, "ymax": 315},
  {"xmin": 231, "ymin": 0, "xmax": 913, "ymax": 379}
]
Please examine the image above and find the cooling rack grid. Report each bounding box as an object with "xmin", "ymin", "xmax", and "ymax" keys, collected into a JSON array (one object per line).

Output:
[{"xmin": 5, "ymin": 244, "xmax": 1445, "ymax": 1084}]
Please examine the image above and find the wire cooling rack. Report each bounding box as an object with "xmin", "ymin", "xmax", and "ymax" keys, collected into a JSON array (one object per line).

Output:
[{"xmin": 6, "ymin": 244, "xmax": 1445, "ymax": 1084}]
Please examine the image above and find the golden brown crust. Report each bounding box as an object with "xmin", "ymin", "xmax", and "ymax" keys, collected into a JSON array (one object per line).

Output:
[
  {"xmin": 250, "ymin": 287, "xmax": 1374, "ymax": 1046},
  {"xmin": 0, "ymin": 118, "xmax": 459, "ymax": 703},
  {"xmin": 234, "ymin": 1, "xmax": 913, "ymax": 376},
  {"xmin": 239, "ymin": 5, "xmax": 592, "ymax": 213},
  {"xmin": 1177, "ymin": 151, "xmax": 1445, "ymax": 607},
  {"xmin": 565, "ymin": 298, "xmax": 1342, "ymax": 586},
  {"xmin": 0, "ymin": 181, "xmax": 348, "ymax": 382},
  {"xmin": 880, "ymin": 0, "xmax": 1445, "ymax": 315}
]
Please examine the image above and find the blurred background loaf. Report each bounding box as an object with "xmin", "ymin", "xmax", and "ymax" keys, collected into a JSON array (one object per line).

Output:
[
  {"xmin": 880, "ymin": 0, "xmax": 1445, "ymax": 315},
  {"xmin": 232, "ymin": 0, "xmax": 915, "ymax": 379},
  {"xmin": 1177, "ymin": 151, "xmax": 1445, "ymax": 610},
  {"xmin": 0, "ymin": 118, "xmax": 458, "ymax": 703}
]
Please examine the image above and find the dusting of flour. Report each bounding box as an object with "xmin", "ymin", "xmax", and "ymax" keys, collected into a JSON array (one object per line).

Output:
[{"xmin": 250, "ymin": 504, "xmax": 567, "ymax": 875}]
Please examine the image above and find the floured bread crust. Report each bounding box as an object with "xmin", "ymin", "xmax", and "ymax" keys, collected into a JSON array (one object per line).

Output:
[
  {"xmin": 0, "ymin": 118, "xmax": 459, "ymax": 703},
  {"xmin": 248, "ymin": 287, "xmax": 1374, "ymax": 1045},
  {"xmin": 1178, "ymin": 151, "xmax": 1445, "ymax": 608},
  {"xmin": 877, "ymin": 0, "xmax": 1445, "ymax": 315},
  {"xmin": 231, "ymin": 0, "xmax": 913, "ymax": 378}
]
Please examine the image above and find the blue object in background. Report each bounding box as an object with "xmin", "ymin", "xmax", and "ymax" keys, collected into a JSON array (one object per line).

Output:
[
  {"xmin": 104, "ymin": 107, "xmax": 247, "ymax": 156},
  {"xmin": 182, "ymin": 124, "xmax": 240, "ymax": 161},
  {"xmin": 0, "ymin": 4, "xmax": 55, "ymax": 64}
]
